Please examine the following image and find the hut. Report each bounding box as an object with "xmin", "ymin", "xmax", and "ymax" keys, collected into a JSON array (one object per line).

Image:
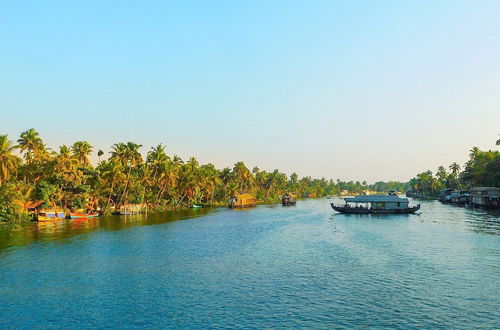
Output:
[
  {"xmin": 229, "ymin": 194, "xmax": 256, "ymax": 208},
  {"xmin": 282, "ymin": 193, "xmax": 297, "ymax": 206},
  {"xmin": 470, "ymin": 187, "xmax": 500, "ymax": 208}
]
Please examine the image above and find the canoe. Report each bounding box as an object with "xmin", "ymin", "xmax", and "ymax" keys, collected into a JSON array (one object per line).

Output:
[{"xmin": 69, "ymin": 213, "xmax": 99, "ymax": 219}]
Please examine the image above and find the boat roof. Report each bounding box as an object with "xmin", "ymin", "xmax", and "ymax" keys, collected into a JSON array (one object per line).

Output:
[
  {"xmin": 344, "ymin": 195, "xmax": 409, "ymax": 203},
  {"xmin": 470, "ymin": 187, "xmax": 500, "ymax": 192}
]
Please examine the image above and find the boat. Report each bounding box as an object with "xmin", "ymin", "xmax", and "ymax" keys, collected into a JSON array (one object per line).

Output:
[
  {"xmin": 281, "ymin": 193, "xmax": 296, "ymax": 206},
  {"xmin": 192, "ymin": 204, "xmax": 203, "ymax": 209},
  {"xmin": 69, "ymin": 212, "xmax": 99, "ymax": 219},
  {"xmin": 470, "ymin": 187, "xmax": 500, "ymax": 208},
  {"xmin": 450, "ymin": 190, "xmax": 469, "ymax": 204},
  {"xmin": 118, "ymin": 204, "xmax": 142, "ymax": 215},
  {"xmin": 439, "ymin": 188, "xmax": 456, "ymax": 203},
  {"xmin": 331, "ymin": 195, "xmax": 420, "ymax": 214},
  {"xmin": 36, "ymin": 212, "xmax": 65, "ymax": 222},
  {"xmin": 229, "ymin": 194, "xmax": 256, "ymax": 208}
]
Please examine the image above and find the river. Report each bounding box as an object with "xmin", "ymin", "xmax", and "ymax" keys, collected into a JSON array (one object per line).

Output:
[{"xmin": 0, "ymin": 198, "xmax": 499, "ymax": 328}]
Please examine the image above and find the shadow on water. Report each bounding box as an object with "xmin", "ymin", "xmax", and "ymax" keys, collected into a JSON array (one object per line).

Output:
[{"xmin": 0, "ymin": 207, "xmax": 216, "ymax": 251}]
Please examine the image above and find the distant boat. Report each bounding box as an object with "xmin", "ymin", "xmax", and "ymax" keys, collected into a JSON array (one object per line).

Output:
[
  {"xmin": 331, "ymin": 195, "xmax": 420, "ymax": 214},
  {"xmin": 281, "ymin": 193, "xmax": 296, "ymax": 206},
  {"xmin": 118, "ymin": 204, "xmax": 142, "ymax": 215},
  {"xmin": 192, "ymin": 204, "xmax": 203, "ymax": 209},
  {"xmin": 229, "ymin": 194, "xmax": 256, "ymax": 208},
  {"xmin": 69, "ymin": 212, "xmax": 99, "ymax": 219}
]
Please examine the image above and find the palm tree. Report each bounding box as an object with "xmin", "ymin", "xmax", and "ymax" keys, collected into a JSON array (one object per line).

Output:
[
  {"xmin": 449, "ymin": 162, "xmax": 461, "ymax": 176},
  {"xmin": 110, "ymin": 142, "xmax": 143, "ymax": 207},
  {"xmin": 469, "ymin": 146, "xmax": 481, "ymax": 160},
  {"xmin": 232, "ymin": 161, "xmax": 254, "ymax": 193},
  {"xmin": 72, "ymin": 141, "xmax": 93, "ymax": 167},
  {"xmin": 0, "ymin": 134, "xmax": 20, "ymax": 184},
  {"xmin": 97, "ymin": 150, "xmax": 104, "ymax": 163},
  {"xmin": 17, "ymin": 128, "xmax": 44, "ymax": 162}
]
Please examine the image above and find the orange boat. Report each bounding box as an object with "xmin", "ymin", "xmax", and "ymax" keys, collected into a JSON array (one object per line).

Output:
[{"xmin": 69, "ymin": 212, "xmax": 99, "ymax": 219}]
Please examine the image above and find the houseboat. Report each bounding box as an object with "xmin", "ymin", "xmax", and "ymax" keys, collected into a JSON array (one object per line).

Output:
[
  {"xmin": 450, "ymin": 190, "xmax": 469, "ymax": 204},
  {"xmin": 470, "ymin": 187, "xmax": 500, "ymax": 208},
  {"xmin": 281, "ymin": 193, "xmax": 297, "ymax": 206},
  {"xmin": 229, "ymin": 194, "xmax": 256, "ymax": 208},
  {"xmin": 439, "ymin": 188, "xmax": 456, "ymax": 203},
  {"xmin": 331, "ymin": 195, "xmax": 420, "ymax": 214}
]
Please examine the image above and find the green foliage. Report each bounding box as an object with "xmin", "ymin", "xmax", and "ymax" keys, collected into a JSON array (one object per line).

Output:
[
  {"xmin": 0, "ymin": 183, "xmax": 29, "ymax": 223},
  {"xmin": 409, "ymin": 146, "xmax": 499, "ymax": 197},
  {"xmin": 1, "ymin": 128, "xmax": 412, "ymax": 221}
]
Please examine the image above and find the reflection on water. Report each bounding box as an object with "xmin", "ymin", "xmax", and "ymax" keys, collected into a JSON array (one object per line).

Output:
[
  {"xmin": 0, "ymin": 208, "xmax": 215, "ymax": 251},
  {"xmin": 1, "ymin": 200, "xmax": 499, "ymax": 252}
]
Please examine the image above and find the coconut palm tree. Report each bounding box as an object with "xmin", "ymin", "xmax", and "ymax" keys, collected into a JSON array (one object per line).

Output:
[
  {"xmin": 17, "ymin": 128, "xmax": 44, "ymax": 162},
  {"xmin": 97, "ymin": 150, "xmax": 104, "ymax": 163},
  {"xmin": 72, "ymin": 141, "xmax": 93, "ymax": 167},
  {"xmin": 232, "ymin": 161, "xmax": 254, "ymax": 193},
  {"xmin": 0, "ymin": 134, "xmax": 20, "ymax": 184},
  {"xmin": 110, "ymin": 142, "xmax": 143, "ymax": 207},
  {"xmin": 469, "ymin": 146, "xmax": 481, "ymax": 160},
  {"xmin": 449, "ymin": 162, "xmax": 461, "ymax": 176}
]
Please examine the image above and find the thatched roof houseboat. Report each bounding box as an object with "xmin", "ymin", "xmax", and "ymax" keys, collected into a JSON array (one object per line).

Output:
[{"xmin": 229, "ymin": 194, "xmax": 256, "ymax": 208}]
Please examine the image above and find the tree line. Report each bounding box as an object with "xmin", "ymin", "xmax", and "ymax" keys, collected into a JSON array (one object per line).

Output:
[
  {"xmin": 407, "ymin": 144, "xmax": 499, "ymax": 197},
  {"xmin": 0, "ymin": 129, "xmax": 405, "ymax": 223}
]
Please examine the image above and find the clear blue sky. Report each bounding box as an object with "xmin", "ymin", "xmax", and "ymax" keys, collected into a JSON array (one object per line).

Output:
[{"xmin": 1, "ymin": 1, "xmax": 499, "ymax": 182}]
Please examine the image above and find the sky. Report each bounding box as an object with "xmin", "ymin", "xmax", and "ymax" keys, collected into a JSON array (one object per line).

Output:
[{"xmin": 1, "ymin": 0, "xmax": 499, "ymax": 182}]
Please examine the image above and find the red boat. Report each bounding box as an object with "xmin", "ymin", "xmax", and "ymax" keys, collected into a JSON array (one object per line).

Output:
[{"xmin": 69, "ymin": 212, "xmax": 99, "ymax": 219}]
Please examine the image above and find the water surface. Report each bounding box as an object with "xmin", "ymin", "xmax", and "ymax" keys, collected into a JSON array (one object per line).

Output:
[{"xmin": 0, "ymin": 199, "xmax": 499, "ymax": 328}]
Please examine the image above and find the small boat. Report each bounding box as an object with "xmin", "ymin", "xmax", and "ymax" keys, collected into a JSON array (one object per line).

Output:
[
  {"xmin": 192, "ymin": 204, "xmax": 203, "ymax": 209},
  {"xmin": 119, "ymin": 204, "xmax": 141, "ymax": 215},
  {"xmin": 69, "ymin": 212, "xmax": 99, "ymax": 219},
  {"xmin": 36, "ymin": 212, "xmax": 65, "ymax": 222},
  {"xmin": 331, "ymin": 195, "xmax": 420, "ymax": 214},
  {"xmin": 281, "ymin": 193, "xmax": 296, "ymax": 206}
]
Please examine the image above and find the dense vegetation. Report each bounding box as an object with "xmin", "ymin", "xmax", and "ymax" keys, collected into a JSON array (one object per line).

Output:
[
  {"xmin": 408, "ymin": 145, "xmax": 500, "ymax": 197},
  {"xmin": 0, "ymin": 129, "xmax": 406, "ymax": 223}
]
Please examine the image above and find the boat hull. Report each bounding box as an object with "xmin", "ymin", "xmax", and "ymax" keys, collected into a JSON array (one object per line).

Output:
[
  {"xmin": 70, "ymin": 213, "xmax": 99, "ymax": 219},
  {"xmin": 229, "ymin": 204, "xmax": 256, "ymax": 209},
  {"xmin": 331, "ymin": 203, "xmax": 420, "ymax": 214}
]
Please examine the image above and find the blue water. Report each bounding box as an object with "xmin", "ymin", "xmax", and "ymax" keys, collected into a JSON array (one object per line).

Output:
[{"xmin": 0, "ymin": 199, "xmax": 499, "ymax": 328}]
